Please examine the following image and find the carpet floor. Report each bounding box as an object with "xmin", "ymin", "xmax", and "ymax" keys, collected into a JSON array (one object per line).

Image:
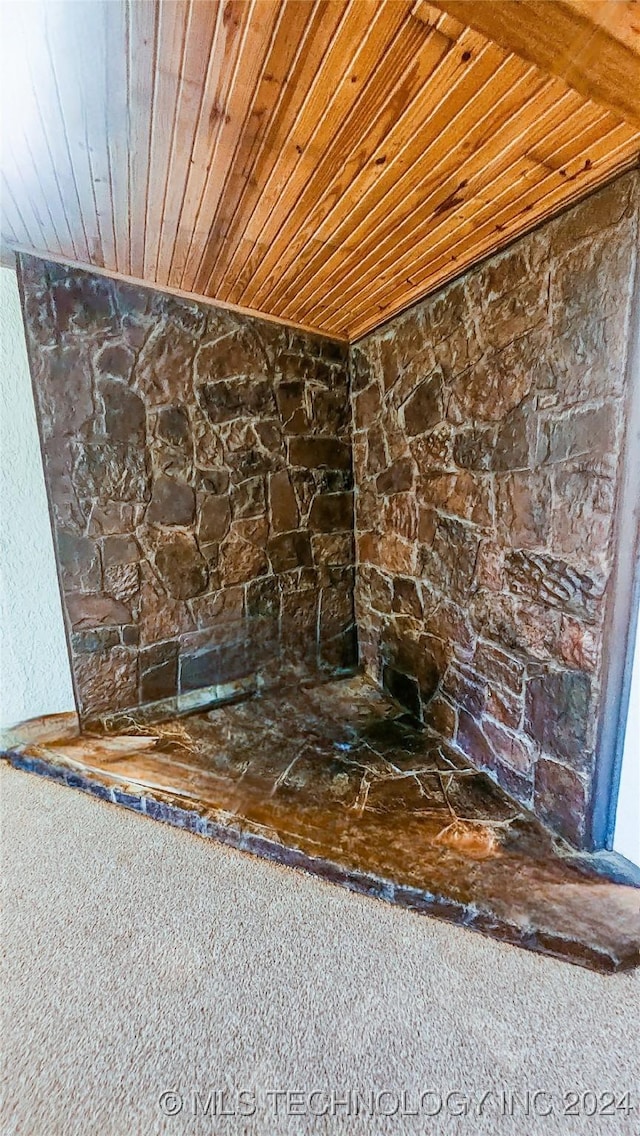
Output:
[{"xmin": 1, "ymin": 763, "xmax": 639, "ymax": 1136}]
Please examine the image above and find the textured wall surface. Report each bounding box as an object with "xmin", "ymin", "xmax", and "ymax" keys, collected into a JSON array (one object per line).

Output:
[
  {"xmin": 15, "ymin": 172, "xmax": 639, "ymax": 849},
  {"xmin": 352, "ymin": 171, "xmax": 639, "ymax": 847},
  {"xmin": 18, "ymin": 256, "xmax": 354, "ymax": 725},
  {"xmin": 0, "ymin": 265, "xmax": 75, "ymax": 728}
]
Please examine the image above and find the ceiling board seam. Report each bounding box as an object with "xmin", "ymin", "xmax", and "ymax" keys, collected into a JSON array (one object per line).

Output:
[
  {"xmin": 104, "ymin": 0, "xmax": 133, "ymax": 275},
  {"xmin": 257, "ymin": 7, "xmax": 482, "ymax": 315},
  {"xmin": 102, "ymin": 2, "xmax": 118, "ymax": 275},
  {"xmin": 302, "ymin": 78, "xmax": 585, "ymax": 325},
  {"xmin": 168, "ymin": 0, "xmax": 236, "ymax": 289},
  {"xmin": 190, "ymin": 0, "xmax": 315, "ymax": 294},
  {"xmin": 177, "ymin": 0, "xmax": 263, "ymax": 290},
  {"xmin": 239, "ymin": 11, "xmax": 435, "ymax": 310},
  {"xmin": 133, "ymin": 0, "xmax": 159, "ymax": 278},
  {"xmin": 166, "ymin": 1, "xmax": 224, "ymax": 285},
  {"xmin": 348, "ymin": 146, "xmax": 640, "ymax": 339},
  {"xmin": 76, "ymin": 16, "xmax": 106, "ymax": 269},
  {"xmin": 342, "ymin": 120, "xmax": 638, "ymax": 328},
  {"xmin": 4, "ymin": 136, "xmax": 53, "ymax": 254},
  {"xmin": 156, "ymin": 0, "xmax": 193, "ymax": 283},
  {"xmin": 17, "ymin": 19, "xmax": 75, "ymax": 259},
  {"xmin": 238, "ymin": 7, "xmax": 439, "ymax": 311},
  {"xmin": 206, "ymin": 0, "xmax": 385, "ymax": 300},
  {"xmin": 177, "ymin": 0, "xmax": 269, "ymax": 291},
  {"xmin": 266, "ymin": 51, "xmax": 551, "ymax": 318},
  {"xmin": 124, "ymin": 0, "xmax": 132, "ymax": 276},
  {"xmin": 1, "ymin": 175, "xmax": 35, "ymax": 250},
  {"xmin": 1, "ymin": 210, "xmax": 19, "ymax": 246},
  {"xmin": 326, "ymin": 101, "xmax": 624, "ymax": 327},
  {"xmin": 275, "ymin": 38, "xmax": 519, "ymax": 320},
  {"xmin": 201, "ymin": 0, "xmax": 354, "ymax": 297},
  {"xmin": 144, "ymin": 2, "xmax": 191, "ymax": 281},
  {"xmin": 22, "ymin": 6, "xmax": 83, "ymax": 262},
  {"xmin": 42, "ymin": 5, "xmax": 93, "ymax": 268}
]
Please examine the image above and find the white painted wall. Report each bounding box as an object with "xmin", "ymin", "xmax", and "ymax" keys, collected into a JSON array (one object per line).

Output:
[
  {"xmin": 614, "ymin": 615, "xmax": 640, "ymax": 867},
  {"xmin": 0, "ymin": 264, "xmax": 75, "ymax": 728}
]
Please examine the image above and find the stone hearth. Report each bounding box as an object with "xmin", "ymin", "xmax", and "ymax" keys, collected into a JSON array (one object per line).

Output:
[
  {"xmin": 8, "ymin": 172, "xmax": 640, "ymax": 971},
  {"xmin": 15, "ymin": 171, "xmax": 640, "ymax": 854},
  {"xmin": 2, "ymin": 675, "xmax": 639, "ymax": 973}
]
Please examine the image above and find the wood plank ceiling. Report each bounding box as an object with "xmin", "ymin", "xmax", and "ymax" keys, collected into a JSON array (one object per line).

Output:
[{"xmin": 1, "ymin": 0, "xmax": 639, "ymax": 341}]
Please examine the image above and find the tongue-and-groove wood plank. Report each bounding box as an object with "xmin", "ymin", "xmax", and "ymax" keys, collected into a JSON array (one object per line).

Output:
[{"xmin": 1, "ymin": 0, "xmax": 638, "ymax": 339}]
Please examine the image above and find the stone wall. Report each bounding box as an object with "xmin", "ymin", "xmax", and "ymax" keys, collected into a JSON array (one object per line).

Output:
[
  {"xmin": 352, "ymin": 171, "xmax": 639, "ymax": 847},
  {"xmin": 16, "ymin": 172, "xmax": 639, "ymax": 848},
  {"xmin": 18, "ymin": 255, "xmax": 355, "ymax": 725}
]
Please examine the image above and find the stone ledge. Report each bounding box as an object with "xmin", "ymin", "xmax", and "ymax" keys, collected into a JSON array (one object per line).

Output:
[{"xmin": 2, "ymin": 675, "xmax": 638, "ymax": 974}]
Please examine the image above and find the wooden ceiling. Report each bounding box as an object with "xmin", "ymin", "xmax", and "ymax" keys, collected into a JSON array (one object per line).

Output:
[{"xmin": 1, "ymin": 0, "xmax": 639, "ymax": 341}]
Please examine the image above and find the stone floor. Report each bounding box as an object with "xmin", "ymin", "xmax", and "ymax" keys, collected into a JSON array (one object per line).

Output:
[{"xmin": 2, "ymin": 674, "xmax": 639, "ymax": 972}]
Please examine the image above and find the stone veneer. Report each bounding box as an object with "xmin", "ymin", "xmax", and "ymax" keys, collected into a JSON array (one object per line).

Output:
[
  {"xmin": 18, "ymin": 255, "xmax": 355, "ymax": 725},
  {"xmin": 16, "ymin": 171, "xmax": 640, "ymax": 850},
  {"xmin": 352, "ymin": 171, "xmax": 640, "ymax": 847}
]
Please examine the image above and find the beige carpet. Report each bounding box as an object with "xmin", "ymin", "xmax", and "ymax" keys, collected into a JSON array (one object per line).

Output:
[{"xmin": 1, "ymin": 764, "xmax": 639, "ymax": 1136}]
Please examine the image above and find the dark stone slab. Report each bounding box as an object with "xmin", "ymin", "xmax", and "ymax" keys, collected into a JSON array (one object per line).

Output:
[
  {"xmin": 505, "ymin": 550, "xmax": 604, "ymax": 620},
  {"xmin": 57, "ymin": 532, "xmax": 102, "ymax": 592},
  {"xmin": 66, "ymin": 593, "xmax": 132, "ymax": 629},
  {"xmin": 140, "ymin": 641, "xmax": 179, "ymax": 703},
  {"xmin": 156, "ymin": 405, "xmax": 191, "ymax": 446},
  {"xmin": 452, "ymin": 427, "xmax": 495, "ymax": 471},
  {"xmin": 288, "ymin": 436, "xmax": 351, "ymax": 471},
  {"xmin": 376, "ymin": 459, "xmax": 414, "ymax": 495},
  {"xmin": 95, "ymin": 343, "xmax": 135, "ymax": 381},
  {"xmin": 198, "ymin": 378, "xmax": 275, "ymax": 423},
  {"xmin": 525, "ymin": 669, "xmax": 592, "ymax": 769},
  {"xmin": 402, "ymin": 375, "xmax": 442, "ymax": 436},
  {"xmin": 246, "ymin": 576, "xmax": 280, "ymax": 620},
  {"xmin": 309, "ymin": 492, "xmax": 353, "ymax": 533},
  {"xmin": 534, "ymin": 756, "xmax": 588, "ymax": 848},
  {"xmin": 99, "ymin": 379, "xmax": 146, "ymax": 442},
  {"xmin": 268, "ymin": 531, "xmax": 313, "ymax": 573},
  {"xmin": 102, "ymin": 535, "xmax": 140, "ymax": 567},
  {"xmin": 275, "ymin": 380, "xmax": 309, "ymax": 434},
  {"xmin": 383, "ymin": 666, "xmax": 422, "ymax": 720},
  {"xmin": 180, "ymin": 644, "xmax": 252, "ymax": 691},
  {"xmin": 147, "ymin": 476, "xmax": 196, "ymax": 526},
  {"xmin": 154, "ymin": 533, "xmax": 209, "ymax": 600},
  {"xmin": 73, "ymin": 443, "xmax": 150, "ymax": 503},
  {"xmin": 198, "ymin": 494, "xmax": 231, "ymax": 542},
  {"xmin": 269, "ymin": 470, "xmax": 299, "ymax": 533}
]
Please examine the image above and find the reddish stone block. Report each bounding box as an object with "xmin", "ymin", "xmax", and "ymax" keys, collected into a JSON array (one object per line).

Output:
[
  {"xmin": 75, "ymin": 646, "xmax": 138, "ymax": 720},
  {"xmin": 198, "ymin": 494, "xmax": 231, "ymax": 542},
  {"xmin": 376, "ymin": 458, "xmax": 414, "ymax": 495},
  {"xmin": 147, "ymin": 477, "xmax": 196, "ymax": 526},
  {"xmin": 525, "ymin": 669, "xmax": 592, "ymax": 769},
  {"xmin": 418, "ymin": 471, "xmax": 493, "ymax": 527},
  {"xmin": 401, "ymin": 375, "xmax": 443, "ymax": 436},
  {"xmin": 473, "ymin": 641, "xmax": 524, "ymax": 693},
  {"xmin": 154, "ymin": 533, "xmax": 209, "ymax": 599},
  {"xmin": 534, "ymin": 757, "xmax": 588, "ymax": 846},
  {"xmin": 268, "ymin": 532, "xmax": 313, "ymax": 573},
  {"xmin": 309, "ymin": 492, "xmax": 353, "ymax": 533},
  {"xmin": 269, "ymin": 470, "xmax": 299, "ymax": 533},
  {"xmin": 57, "ymin": 532, "xmax": 102, "ymax": 593},
  {"xmin": 66, "ymin": 593, "xmax": 132, "ymax": 630},
  {"xmin": 495, "ymin": 470, "xmax": 550, "ymax": 549},
  {"xmin": 288, "ymin": 436, "xmax": 351, "ymax": 471}
]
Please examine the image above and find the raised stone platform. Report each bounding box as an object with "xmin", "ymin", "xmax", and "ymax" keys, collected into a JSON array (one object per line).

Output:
[{"xmin": 2, "ymin": 675, "xmax": 638, "ymax": 972}]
